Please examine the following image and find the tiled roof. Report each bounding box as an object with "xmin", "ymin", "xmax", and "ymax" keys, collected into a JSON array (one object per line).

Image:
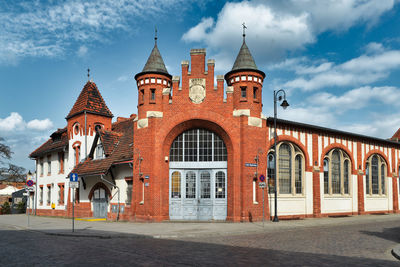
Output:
[
  {"xmin": 66, "ymin": 81, "xmax": 113, "ymax": 119},
  {"xmin": 71, "ymin": 117, "xmax": 134, "ymax": 176},
  {"xmin": 225, "ymin": 35, "xmax": 265, "ymax": 80},
  {"xmin": 30, "ymin": 127, "xmax": 68, "ymax": 158},
  {"xmin": 391, "ymin": 128, "xmax": 400, "ymax": 142},
  {"xmin": 99, "ymin": 130, "xmax": 122, "ymax": 156},
  {"xmin": 142, "ymin": 42, "xmax": 169, "ymax": 75},
  {"xmin": 231, "ymin": 39, "xmax": 258, "ymax": 72}
]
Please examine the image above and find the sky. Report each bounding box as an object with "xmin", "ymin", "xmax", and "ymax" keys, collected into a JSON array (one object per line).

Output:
[{"xmin": 1, "ymin": 0, "xmax": 400, "ymax": 172}]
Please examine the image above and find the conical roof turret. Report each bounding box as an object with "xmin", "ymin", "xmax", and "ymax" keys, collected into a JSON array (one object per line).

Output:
[
  {"xmin": 231, "ymin": 39, "xmax": 258, "ymax": 71},
  {"xmin": 225, "ymin": 29, "xmax": 265, "ymax": 80},
  {"xmin": 66, "ymin": 81, "xmax": 113, "ymax": 119},
  {"xmin": 135, "ymin": 34, "xmax": 171, "ymax": 80}
]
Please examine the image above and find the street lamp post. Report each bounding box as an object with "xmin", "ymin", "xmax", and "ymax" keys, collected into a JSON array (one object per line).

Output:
[{"xmin": 273, "ymin": 89, "xmax": 289, "ymax": 222}]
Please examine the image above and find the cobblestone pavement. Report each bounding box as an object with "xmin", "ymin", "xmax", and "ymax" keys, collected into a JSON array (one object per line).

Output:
[{"xmin": 0, "ymin": 215, "xmax": 399, "ymax": 266}]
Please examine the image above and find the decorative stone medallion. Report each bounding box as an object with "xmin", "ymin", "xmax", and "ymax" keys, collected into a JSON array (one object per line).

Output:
[{"xmin": 189, "ymin": 78, "xmax": 206, "ymax": 104}]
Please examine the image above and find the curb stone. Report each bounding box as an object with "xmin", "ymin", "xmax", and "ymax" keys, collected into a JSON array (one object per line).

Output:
[{"xmin": 391, "ymin": 244, "xmax": 400, "ymax": 260}]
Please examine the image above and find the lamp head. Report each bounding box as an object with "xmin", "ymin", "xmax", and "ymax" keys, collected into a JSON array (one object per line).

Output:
[{"xmin": 281, "ymin": 99, "xmax": 289, "ymax": 110}]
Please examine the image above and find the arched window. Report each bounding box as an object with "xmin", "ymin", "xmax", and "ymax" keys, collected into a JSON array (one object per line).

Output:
[
  {"xmin": 268, "ymin": 142, "xmax": 304, "ymax": 195},
  {"xmin": 365, "ymin": 154, "xmax": 386, "ymax": 195},
  {"xmin": 170, "ymin": 129, "xmax": 227, "ymax": 162},
  {"xmin": 323, "ymin": 149, "xmax": 351, "ymax": 195}
]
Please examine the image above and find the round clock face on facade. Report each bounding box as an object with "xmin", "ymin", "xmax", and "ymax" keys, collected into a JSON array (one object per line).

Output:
[{"xmin": 189, "ymin": 78, "xmax": 206, "ymax": 104}]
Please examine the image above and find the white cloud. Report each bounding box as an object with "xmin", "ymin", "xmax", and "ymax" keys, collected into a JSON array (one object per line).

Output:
[
  {"xmin": 0, "ymin": 0, "xmax": 196, "ymax": 64},
  {"xmin": 282, "ymin": 47, "xmax": 400, "ymax": 91},
  {"xmin": 0, "ymin": 112, "xmax": 54, "ymax": 132},
  {"xmin": 182, "ymin": 0, "xmax": 396, "ymax": 69},
  {"xmin": 0, "ymin": 112, "xmax": 25, "ymax": 131},
  {"xmin": 77, "ymin": 45, "xmax": 88, "ymax": 57},
  {"xmin": 27, "ymin": 119, "xmax": 54, "ymax": 131},
  {"xmin": 311, "ymin": 86, "xmax": 400, "ymax": 112}
]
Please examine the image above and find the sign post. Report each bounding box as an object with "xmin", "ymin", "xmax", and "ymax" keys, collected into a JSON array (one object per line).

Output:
[
  {"xmin": 259, "ymin": 174, "xmax": 266, "ymax": 227},
  {"xmin": 25, "ymin": 177, "xmax": 35, "ymax": 227},
  {"xmin": 70, "ymin": 173, "xmax": 79, "ymax": 233}
]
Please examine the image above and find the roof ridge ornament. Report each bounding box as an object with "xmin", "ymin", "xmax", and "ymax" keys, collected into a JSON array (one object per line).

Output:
[
  {"xmin": 155, "ymin": 26, "xmax": 158, "ymax": 45},
  {"xmin": 242, "ymin": 22, "xmax": 247, "ymax": 42},
  {"xmin": 87, "ymin": 68, "xmax": 90, "ymax": 82}
]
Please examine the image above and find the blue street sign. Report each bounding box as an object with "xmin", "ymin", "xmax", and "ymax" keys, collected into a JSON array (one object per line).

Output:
[
  {"xmin": 245, "ymin": 163, "xmax": 258, "ymax": 167},
  {"xmin": 70, "ymin": 173, "xmax": 78, "ymax": 182},
  {"xmin": 26, "ymin": 180, "xmax": 34, "ymax": 187},
  {"xmin": 259, "ymin": 174, "xmax": 266, "ymax": 182}
]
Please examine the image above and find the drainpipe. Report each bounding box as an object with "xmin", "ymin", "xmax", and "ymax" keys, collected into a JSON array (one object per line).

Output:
[{"xmin": 100, "ymin": 173, "xmax": 120, "ymax": 221}]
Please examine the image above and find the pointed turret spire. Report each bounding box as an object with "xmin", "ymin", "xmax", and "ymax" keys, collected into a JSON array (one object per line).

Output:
[
  {"xmin": 66, "ymin": 81, "xmax": 113, "ymax": 119},
  {"xmin": 225, "ymin": 24, "xmax": 265, "ymax": 80},
  {"xmin": 138, "ymin": 29, "xmax": 169, "ymax": 77},
  {"xmin": 231, "ymin": 23, "xmax": 258, "ymax": 72}
]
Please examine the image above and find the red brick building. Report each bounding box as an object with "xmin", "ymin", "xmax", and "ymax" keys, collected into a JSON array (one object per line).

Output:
[{"xmin": 30, "ymin": 34, "xmax": 400, "ymax": 221}]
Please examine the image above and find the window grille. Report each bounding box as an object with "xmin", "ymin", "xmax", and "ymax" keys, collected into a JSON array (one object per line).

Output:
[
  {"xmin": 199, "ymin": 129, "xmax": 212, "ymax": 161},
  {"xmin": 170, "ymin": 129, "xmax": 227, "ymax": 162},
  {"xmin": 366, "ymin": 163, "xmax": 369, "ymax": 194},
  {"xmin": 344, "ymin": 160, "xmax": 349, "ymax": 194},
  {"xmin": 371, "ymin": 156, "xmax": 379, "ymax": 194},
  {"xmin": 171, "ymin": 171, "xmax": 181, "ymax": 198},
  {"xmin": 331, "ymin": 150, "xmax": 341, "ymax": 194},
  {"xmin": 47, "ymin": 187, "xmax": 51, "ymax": 205},
  {"xmin": 200, "ymin": 171, "xmax": 210, "ymax": 198},
  {"xmin": 241, "ymin": 87, "xmax": 247, "ymax": 98},
  {"xmin": 267, "ymin": 153, "xmax": 275, "ymax": 193},
  {"xmin": 381, "ymin": 164, "xmax": 385, "ymax": 195},
  {"xmin": 324, "ymin": 159, "xmax": 329, "ymax": 194},
  {"xmin": 295, "ymin": 155, "xmax": 302, "ymax": 194},
  {"xmin": 96, "ymin": 143, "xmax": 104, "ymax": 159},
  {"xmin": 365, "ymin": 154, "xmax": 386, "ymax": 195},
  {"xmin": 279, "ymin": 143, "xmax": 291, "ymax": 194},
  {"xmin": 185, "ymin": 171, "xmax": 196, "ymax": 198},
  {"xmin": 215, "ymin": 171, "xmax": 225, "ymax": 198},
  {"xmin": 126, "ymin": 180, "xmax": 133, "ymax": 204}
]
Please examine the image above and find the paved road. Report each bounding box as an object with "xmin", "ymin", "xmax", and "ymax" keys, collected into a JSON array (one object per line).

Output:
[{"xmin": 0, "ymin": 214, "xmax": 399, "ymax": 266}]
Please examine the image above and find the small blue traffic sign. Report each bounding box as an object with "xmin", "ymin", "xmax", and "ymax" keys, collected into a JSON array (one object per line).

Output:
[
  {"xmin": 70, "ymin": 173, "xmax": 78, "ymax": 182},
  {"xmin": 259, "ymin": 174, "xmax": 265, "ymax": 182},
  {"xmin": 26, "ymin": 180, "xmax": 34, "ymax": 187}
]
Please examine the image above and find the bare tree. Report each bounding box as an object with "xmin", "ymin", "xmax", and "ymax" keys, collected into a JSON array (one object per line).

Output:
[
  {"xmin": 0, "ymin": 137, "xmax": 26, "ymax": 182},
  {"xmin": 0, "ymin": 137, "xmax": 12, "ymax": 163}
]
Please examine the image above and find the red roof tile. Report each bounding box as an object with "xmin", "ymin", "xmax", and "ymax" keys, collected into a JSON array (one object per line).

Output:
[
  {"xmin": 71, "ymin": 118, "xmax": 134, "ymax": 176},
  {"xmin": 30, "ymin": 127, "xmax": 68, "ymax": 158},
  {"xmin": 66, "ymin": 81, "xmax": 113, "ymax": 119}
]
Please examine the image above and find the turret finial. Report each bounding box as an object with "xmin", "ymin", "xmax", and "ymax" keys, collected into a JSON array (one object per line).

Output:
[
  {"xmin": 87, "ymin": 68, "xmax": 90, "ymax": 81},
  {"xmin": 242, "ymin": 22, "xmax": 247, "ymax": 42},
  {"xmin": 155, "ymin": 26, "xmax": 158, "ymax": 44}
]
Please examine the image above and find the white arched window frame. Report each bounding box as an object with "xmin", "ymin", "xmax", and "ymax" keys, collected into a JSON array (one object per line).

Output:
[
  {"xmin": 365, "ymin": 154, "xmax": 386, "ymax": 196},
  {"xmin": 268, "ymin": 142, "xmax": 305, "ymax": 196},
  {"xmin": 323, "ymin": 149, "xmax": 351, "ymax": 196}
]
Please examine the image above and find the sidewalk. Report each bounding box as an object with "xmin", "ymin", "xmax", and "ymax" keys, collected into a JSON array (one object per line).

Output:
[{"xmin": 1, "ymin": 213, "xmax": 400, "ymax": 241}]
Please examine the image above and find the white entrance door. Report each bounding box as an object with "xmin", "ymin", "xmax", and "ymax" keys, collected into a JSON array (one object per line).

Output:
[{"xmin": 169, "ymin": 169, "xmax": 227, "ymax": 221}]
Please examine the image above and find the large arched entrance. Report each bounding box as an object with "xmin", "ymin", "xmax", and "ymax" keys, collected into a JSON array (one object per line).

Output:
[{"xmin": 169, "ymin": 128, "xmax": 227, "ymax": 220}]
